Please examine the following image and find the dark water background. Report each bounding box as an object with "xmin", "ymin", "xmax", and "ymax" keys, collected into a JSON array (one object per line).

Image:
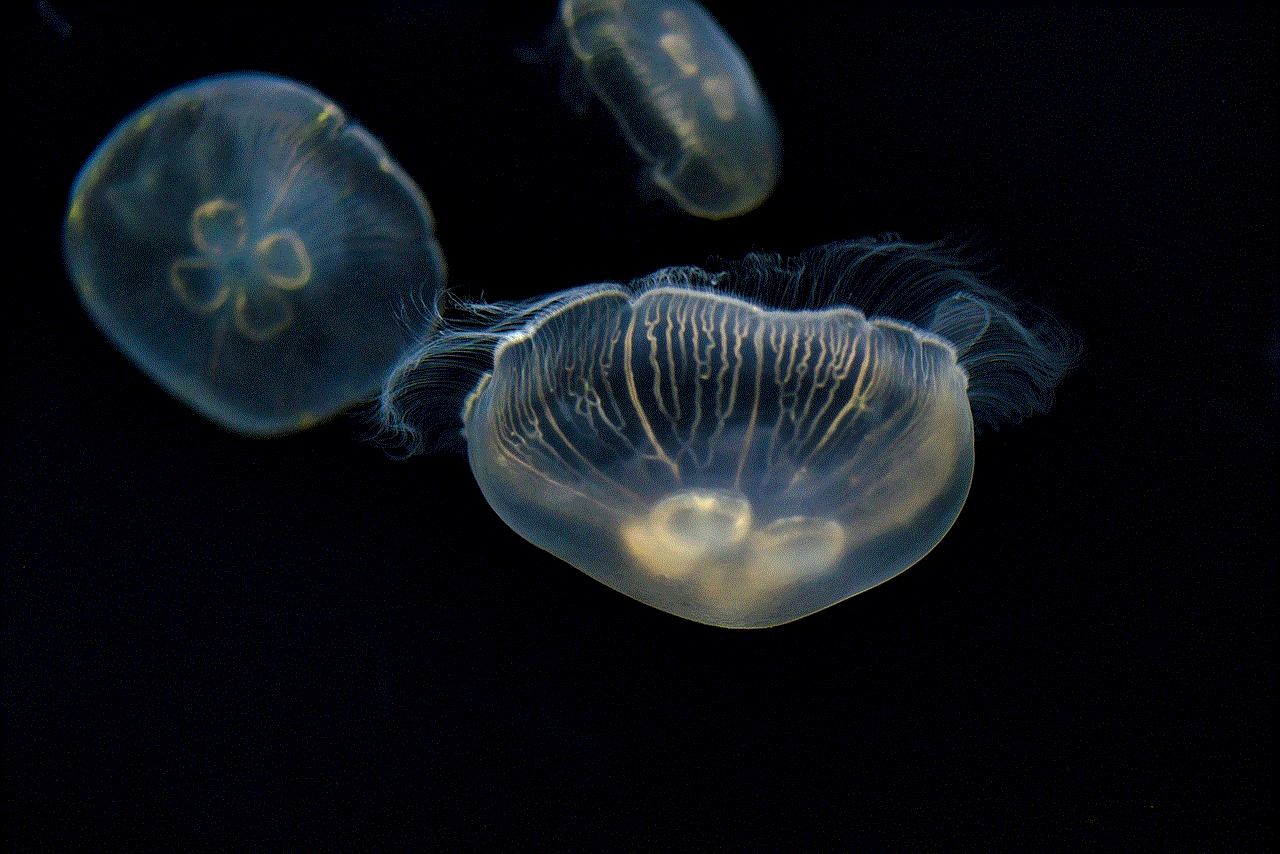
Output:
[{"xmin": 6, "ymin": 2, "xmax": 1274, "ymax": 848}]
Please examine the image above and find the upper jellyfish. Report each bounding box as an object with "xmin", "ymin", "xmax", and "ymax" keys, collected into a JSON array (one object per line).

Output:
[{"xmin": 559, "ymin": 0, "xmax": 781, "ymax": 219}]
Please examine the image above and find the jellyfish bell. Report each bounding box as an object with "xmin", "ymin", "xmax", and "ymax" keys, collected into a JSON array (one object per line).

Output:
[
  {"xmin": 555, "ymin": 0, "xmax": 781, "ymax": 219},
  {"xmin": 381, "ymin": 238, "xmax": 1077, "ymax": 628},
  {"xmin": 63, "ymin": 73, "xmax": 446, "ymax": 436}
]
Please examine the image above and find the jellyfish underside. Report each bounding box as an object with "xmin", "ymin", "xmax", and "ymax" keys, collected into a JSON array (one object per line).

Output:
[
  {"xmin": 560, "ymin": 0, "xmax": 780, "ymax": 219},
  {"xmin": 63, "ymin": 73, "xmax": 446, "ymax": 436},
  {"xmin": 458, "ymin": 284, "xmax": 974, "ymax": 627},
  {"xmin": 381, "ymin": 239, "xmax": 1074, "ymax": 627}
]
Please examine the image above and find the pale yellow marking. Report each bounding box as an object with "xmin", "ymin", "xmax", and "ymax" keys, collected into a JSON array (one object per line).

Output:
[
  {"xmin": 701, "ymin": 72, "xmax": 737, "ymax": 121},
  {"xmin": 658, "ymin": 31, "xmax": 699, "ymax": 78},
  {"xmin": 167, "ymin": 256, "xmax": 229, "ymax": 315},
  {"xmin": 190, "ymin": 198, "xmax": 247, "ymax": 256},
  {"xmin": 733, "ymin": 314, "xmax": 765, "ymax": 491},
  {"xmin": 621, "ymin": 489, "xmax": 849, "ymax": 611},
  {"xmin": 624, "ymin": 299, "xmax": 681, "ymax": 478},
  {"xmin": 255, "ymin": 229, "xmax": 312, "ymax": 290}
]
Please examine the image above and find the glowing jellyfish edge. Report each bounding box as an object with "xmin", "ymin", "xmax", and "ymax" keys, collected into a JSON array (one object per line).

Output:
[{"xmin": 381, "ymin": 238, "xmax": 1076, "ymax": 627}]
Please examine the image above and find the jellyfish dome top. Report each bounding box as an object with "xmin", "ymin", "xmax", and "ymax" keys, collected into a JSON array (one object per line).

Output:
[
  {"xmin": 380, "ymin": 238, "xmax": 1076, "ymax": 628},
  {"xmin": 63, "ymin": 73, "xmax": 446, "ymax": 436}
]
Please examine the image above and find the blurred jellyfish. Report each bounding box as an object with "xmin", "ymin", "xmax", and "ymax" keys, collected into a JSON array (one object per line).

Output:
[
  {"xmin": 380, "ymin": 238, "xmax": 1077, "ymax": 627},
  {"xmin": 557, "ymin": 0, "xmax": 781, "ymax": 219},
  {"xmin": 64, "ymin": 73, "xmax": 446, "ymax": 436}
]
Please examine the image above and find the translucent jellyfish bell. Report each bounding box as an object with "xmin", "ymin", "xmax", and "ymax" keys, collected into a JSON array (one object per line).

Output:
[
  {"xmin": 381, "ymin": 239, "xmax": 1076, "ymax": 628},
  {"xmin": 64, "ymin": 74, "xmax": 446, "ymax": 436},
  {"xmin": 558, "ymin": 0, "xmax": 781, "ymax": 219}
]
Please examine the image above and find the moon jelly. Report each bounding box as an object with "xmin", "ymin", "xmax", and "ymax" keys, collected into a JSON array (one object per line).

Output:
[
  {"xmin": 64, "ymin": 74, "xmax": 446, "ymax": 436},
  {"xmin": 381, "ymin": 238, "xmax": 1076, "ymax": 627},
  {"xmin": 559, "ymin": 0, "xmax": 781, "ymax": 219}
]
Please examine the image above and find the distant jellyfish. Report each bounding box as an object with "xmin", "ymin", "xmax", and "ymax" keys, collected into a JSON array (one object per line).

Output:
[
  {"xmin": 557, "ymin": 0, "xmax": 781, "ymax": 219},
  {"xmin": 380, "ymin": 238, "xmax": 1076, "ymax": 627},
  {"xmin": 63, "ymin": 73, "xmax": 446, "ymax": 436}
]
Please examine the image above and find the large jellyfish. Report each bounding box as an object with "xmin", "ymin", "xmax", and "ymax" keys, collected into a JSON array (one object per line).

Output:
[
  {"xmin": 381, "ymin": 238, "xmax": 1076, "ymax": 628},
  {"xmin": 63, "ymin": 74, "xmax": 446, "ymax": 436},
  {"xmin": 557, "ymin": 0, "xmax": 781, "ymax": 219}
]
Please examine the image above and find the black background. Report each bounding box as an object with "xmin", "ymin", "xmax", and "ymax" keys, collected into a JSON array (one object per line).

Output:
[{"xmin": 5, "ymin": 2, "xmax": 1275, "ymax": 849}]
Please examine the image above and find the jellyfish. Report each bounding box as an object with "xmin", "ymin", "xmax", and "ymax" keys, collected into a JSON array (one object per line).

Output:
[
  {"xmin": 381, "ymin": 238, "xmax": 1076, "ymax": 628},
  {"xmin": 63, "ymin": 73, "xmax": 446, "ymax": 436},
  {"xmin": 557, "ymin": 0, "xmax": 781, "ymax": 219}
]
